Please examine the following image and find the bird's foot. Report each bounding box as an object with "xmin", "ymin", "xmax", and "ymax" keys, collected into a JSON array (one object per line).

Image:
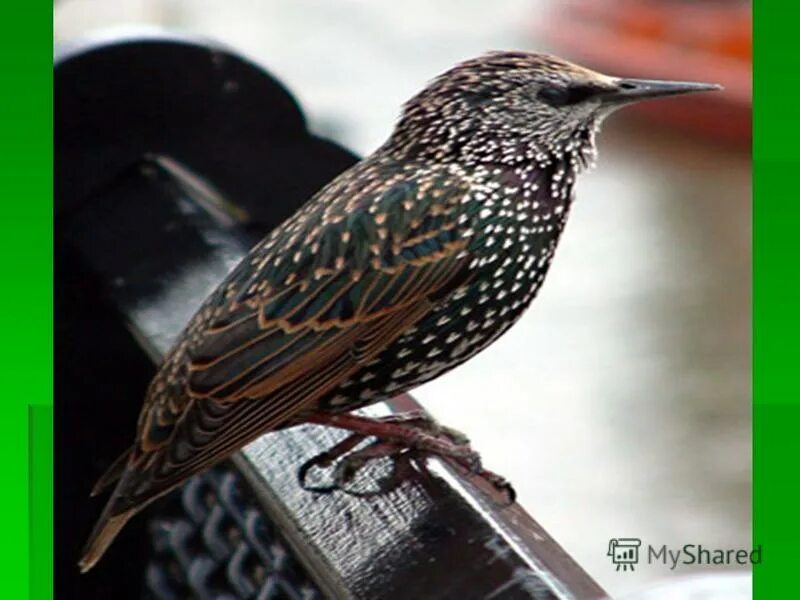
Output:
[{"xmin": 298, "ymin": 412, "xmax": 514, "ymax": 504}]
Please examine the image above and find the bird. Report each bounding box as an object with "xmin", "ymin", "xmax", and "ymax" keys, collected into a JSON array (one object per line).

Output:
[{"xmin": 80, "ymin": 51, "xmax": 720, "ymax": 571}]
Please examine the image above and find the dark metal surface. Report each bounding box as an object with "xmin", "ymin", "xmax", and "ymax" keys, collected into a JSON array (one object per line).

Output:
[
  {"xmin": 56, "ymin": 32, "xmax": 608, "ymax": 600},
  {"xmin": 236, "ymin": 423, "xmax": 597, "ymax": 600},
  {"xmin": 55, "ymin": 28, "xmax": 356, "ymax": 227}
]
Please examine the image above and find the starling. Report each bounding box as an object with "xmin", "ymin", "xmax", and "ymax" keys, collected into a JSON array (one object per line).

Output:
[{"xmin": 80, "ymin": 51, "xmax": 719, "ymax": 571}]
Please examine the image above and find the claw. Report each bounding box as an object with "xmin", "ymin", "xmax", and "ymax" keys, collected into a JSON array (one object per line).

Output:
[
  {"xmin": 480, "ymin": 471, "xmax": 516, "ymax": 506},
  {"xmin": 297, "ymin": 432, "xmax": 366, "ymax": 492},
  {"xmin": 297, "ymin": 454, "xmax": 339, "ymax": 493}
]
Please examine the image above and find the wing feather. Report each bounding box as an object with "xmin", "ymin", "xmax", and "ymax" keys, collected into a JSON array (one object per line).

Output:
[{"xmin": 108, "ymin": 163, "xmax": 474, "ymax": 514}]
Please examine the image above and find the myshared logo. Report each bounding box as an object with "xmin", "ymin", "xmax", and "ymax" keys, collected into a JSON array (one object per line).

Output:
[
  {"xmin": 608, "ymin": 538, "xmax": 762, "ymax": 572},
  {"xmin": 607, "ymin": 538, "xmax": 642, "ymax": 571},
  {"xmin": 649, "ymin": 544, "xmax": 762, "ymax": 570}
]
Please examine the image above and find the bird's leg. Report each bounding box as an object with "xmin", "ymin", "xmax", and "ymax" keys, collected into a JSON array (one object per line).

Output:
[
  {"xmin": 358, "ymin": 411, "xmax": 471, "ymax": 446},
  {"xmin": 307, "ymin": 412, "xmax": 479, "ymax": 464},
  {"xmin": 302, "ymin": 412, "xmax": 514, "ymax": 503},
  {"xmin": 297, "ymin": 412, "xmax": 438, "ymax": 490},
  {"xmin": 331, "ymin": 439, "xmax": 408, "ymax": 493},
  {"xmin": 300, "ymin": 435, "xmax": 416, "ymax": 496}
]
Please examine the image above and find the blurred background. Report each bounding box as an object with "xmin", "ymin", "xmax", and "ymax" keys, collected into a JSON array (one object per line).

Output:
[{"xmin": 55, "ymin": 0, "xmax": 751, "ymax": 596}]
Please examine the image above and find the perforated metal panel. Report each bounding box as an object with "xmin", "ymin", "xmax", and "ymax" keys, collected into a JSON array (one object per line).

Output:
[{"xmin": 144, "ymin": 465, "xmax": 322, "ymax": 600}]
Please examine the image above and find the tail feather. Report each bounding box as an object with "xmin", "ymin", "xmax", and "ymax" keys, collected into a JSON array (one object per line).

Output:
[
  {"xmin": 81, "ymin": 458, "xmax": 182, "ymax": 572},
  {"xmin": 81, "ymin": 450, "xmax": 139, "ymax": 572},
  {"xmin": 90, "ymin": 447, "xmax": 132, "ymax": 497},
  {"xmin": 78, "ymin": 505, "xmax": 136, "ymax": 573}
]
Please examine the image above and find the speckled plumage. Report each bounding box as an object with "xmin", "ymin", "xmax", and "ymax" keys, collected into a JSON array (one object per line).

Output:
[{"xmin": 81, "ymin": 52, "xmax": 720, "ymax": 571}]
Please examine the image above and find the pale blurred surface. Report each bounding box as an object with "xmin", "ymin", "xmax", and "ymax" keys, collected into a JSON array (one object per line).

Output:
[{"xmin": 55, "ymin": 1, "xmax": 751, "ymax": 595}]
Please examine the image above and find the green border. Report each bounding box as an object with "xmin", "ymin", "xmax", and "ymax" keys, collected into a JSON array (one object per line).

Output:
[
  {"xmin": 753, "ymin": 2, "xmax": 797, "ymax": 597},
  {"xmin": 0, "ymin": 3, "xmax": 54, "ymax": 598},
  {"xmin": 30, "ymin": 406, "xmax": 53, "ymax": 599}
]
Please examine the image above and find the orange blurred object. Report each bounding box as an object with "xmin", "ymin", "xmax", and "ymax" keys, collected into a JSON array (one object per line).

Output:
[{"xmin": 535, "ymin": 0, "xmax": 751, "ymax": 144}]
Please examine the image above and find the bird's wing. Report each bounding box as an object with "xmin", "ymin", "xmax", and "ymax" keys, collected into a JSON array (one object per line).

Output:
[{"xmin": 118, "ymin": 165, "xmax": 475, "ymax": 507}]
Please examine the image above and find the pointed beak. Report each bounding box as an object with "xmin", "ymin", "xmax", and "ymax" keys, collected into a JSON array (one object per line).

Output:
[{"xmin": 601, "ymin": 77, "xmax": 722, "ymax": 106}]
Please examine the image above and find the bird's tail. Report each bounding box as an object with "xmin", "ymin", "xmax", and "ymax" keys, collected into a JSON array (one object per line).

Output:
[
  {"xmin": 90, "ymin": 447, "xmax": 132, "ymax": 497},
  {"xmin": 81, "ymin": 450, "xmax": 185, "ymax": 572},
  {"xmin": 78, "ymin": 502, "xmax": 136, "ymax": 573}
]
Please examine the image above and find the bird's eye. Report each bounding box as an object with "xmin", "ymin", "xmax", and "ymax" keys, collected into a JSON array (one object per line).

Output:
[
  {"xmin": 537, "ymin": 84, "xmax": 605, "ymax": 107},
  {"xmin": 537, "ymin": 86, "xmax": 570, "ymax": 107}
]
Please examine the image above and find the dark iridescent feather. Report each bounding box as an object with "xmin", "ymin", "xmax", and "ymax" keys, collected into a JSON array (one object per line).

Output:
[{"xmin": 115, "ymin": 160, "xmax": 474, "ymax": 490}]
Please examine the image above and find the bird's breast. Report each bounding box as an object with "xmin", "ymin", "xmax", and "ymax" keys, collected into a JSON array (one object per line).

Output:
[{"xmin": 319, "ymin": 162, "xmax": 575, "ymax": 413}]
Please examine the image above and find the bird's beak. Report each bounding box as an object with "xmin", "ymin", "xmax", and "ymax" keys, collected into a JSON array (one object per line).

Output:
[{"xmin": 600, "ymin": 77, "xmax": 722, "ymax": 107}]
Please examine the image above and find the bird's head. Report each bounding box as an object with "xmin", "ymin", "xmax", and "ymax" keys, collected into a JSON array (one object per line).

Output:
[{"xmin": 387, "ymin": 51, "xmax": 720, "ymax": 169}]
